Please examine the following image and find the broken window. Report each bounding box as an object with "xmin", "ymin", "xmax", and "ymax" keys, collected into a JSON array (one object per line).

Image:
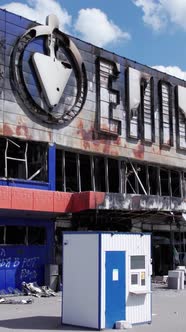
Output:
[
  {"xmin": 6, "ymin": 226, "xmax": 26, "ymax": 245},
  {"xmin": 160, "ymin": 168, "xmax": 170, "ymax": 196},
  {"xmin": 0, "ymin": 226, "xmax": 4, "ymax": 244},
  {"xmin": 6, "ymin": 139, "xmax": 27, "ymax": 179},
  {"xmin": 54, "ymin": 146, "xmax": 185, "ymax": 197},
  {"xmin": 171, "ymin": 170, "xmax": 181, "ymax": 197},
  {"xmin": 27, "ymin": 142, "xmax": 47, "ymax": 181},
  {"xmin": 0, "ymin": 139, "xmax": 5, "ymax": 177},
  {"xmin": 0, "ymin": 226, "xmax": 47, "ymax": 245},
  {"xmin": 0, "ymin": 137, "xmax": 47, "ymax": 182},
  {"xmin": 136, "ymin": 164, "xmax": 148, "ymax": 194},
  {"xmin": 148, "ymin": 166, "xmax": 159, "ymax": 195},
  {"xmin": 183, "ymin": 173, "xmax": 186, "ymax": 198},
  {"xmin": 119, "ymin": 160, "xmax": 126, "ymax": 193},
  {"xmin": 65, "ymin": 151, "xmax": 78, "ymax": 192},
  {"xmin": 94, "ymin": 156, "xmax": 106, "ymax": 192},
  {"xmin": 80, "ymin": 154, "xmax": 92, "ymax": 191},
  {"xmin": 126, "ymin": 163, "xmax": 136, "ymax": 194},
  {"xmin": 108, "ymin": 158, "xmax": 119, "ymax": 193},
  {"xmin": 28, "ymin": 227, "xmax": 46, "ymax": 245}
]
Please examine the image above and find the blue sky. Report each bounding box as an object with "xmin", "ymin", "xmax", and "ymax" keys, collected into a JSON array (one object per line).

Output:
[{"xmin": 1, "ymin": 0, "xmax": 186, "ymax": 79}]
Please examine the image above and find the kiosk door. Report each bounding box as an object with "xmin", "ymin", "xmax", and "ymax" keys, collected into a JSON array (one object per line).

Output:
[{"xmin": 105, "ymin": 251, "xmax": 126, "ymax": 328}]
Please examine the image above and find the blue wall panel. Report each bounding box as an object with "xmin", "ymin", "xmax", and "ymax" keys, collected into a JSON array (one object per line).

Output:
[
  {"xmin": 0, "ymin": 269, "xmax": 6, "ymax": 290},
  {"xmin": 0, "ymin": 246, "xmax": 48, "ymax": 291},
  {"xmin": 0, "ymin": 218, "xmax": 54, "ymax": 292},
  {"xmin": 0, "ymin": 179, "xmax": 50, "ymax": 190},
  {"xmin": 0, "ymin": 9, "xmax": 5, "ymax": 21},
  {"xmin": 5, "ymin": 22, "xmax": 27, "ymax": 37},
  {"xmin": 48, "ymin": 144, "xmax": 56, "ymax": 191},
  {"xmin": 5, "ymin": 11, "xmax": 32, "ymax": 28}
]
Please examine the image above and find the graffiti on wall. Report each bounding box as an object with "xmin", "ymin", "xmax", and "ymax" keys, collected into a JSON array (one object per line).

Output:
[{"xmin": 0, "ymin": 248, "xmax": 40, "ymax": 282}]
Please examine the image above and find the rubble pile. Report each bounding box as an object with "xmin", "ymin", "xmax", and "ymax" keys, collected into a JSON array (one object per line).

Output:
[
  {"xmin": 0, "ymin": 297, "xmax": 33, "ymax": 304},
  {"xmin": 0, "ymin": 282, "xmax": 57, "ymax": 304},
  {"xmin": 22, "ymin": 282, "xmax": 57, "ymax": 297}
]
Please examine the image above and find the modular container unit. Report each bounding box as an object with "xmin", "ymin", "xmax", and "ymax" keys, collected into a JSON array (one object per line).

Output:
[{"xmin": 62, "ymin": 232, "xmax": 152, "ymax": 329}]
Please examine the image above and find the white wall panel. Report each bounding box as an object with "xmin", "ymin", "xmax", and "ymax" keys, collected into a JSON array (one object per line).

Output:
[{"xmin": 62, "ymin": 233, "xmax": 99, "ymax": 328}]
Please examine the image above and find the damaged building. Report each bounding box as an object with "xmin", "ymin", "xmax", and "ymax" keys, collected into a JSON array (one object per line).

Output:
[{"xmin": 0, "ymin": 9, "xmax": 186, "ymax": 291}]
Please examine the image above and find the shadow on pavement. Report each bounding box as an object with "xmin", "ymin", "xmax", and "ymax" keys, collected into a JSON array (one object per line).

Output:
[
  {"xmin": 0, "ymin": 317, "xmax": 96, "ymax": 331},
  {"xmin": 0, "ymin": 316, "xmax": 61, "ymax": 330},
  {"xmin": 61, "ymin": 324, "xmax": 96, "ymax": 331}
]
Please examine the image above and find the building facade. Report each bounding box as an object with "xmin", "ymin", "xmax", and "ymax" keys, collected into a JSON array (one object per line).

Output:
[{"xmin": 0, "ymin": 9, "xmax": 186, "ymax": 290}]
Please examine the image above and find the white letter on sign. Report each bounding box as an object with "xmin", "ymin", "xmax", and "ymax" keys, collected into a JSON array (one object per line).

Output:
[{"xmin": 96, "ymin": 57, "xmax": 121, "ymax": 136}]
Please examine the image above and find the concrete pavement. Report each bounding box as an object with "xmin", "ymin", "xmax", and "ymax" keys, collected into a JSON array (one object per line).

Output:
[
  {"xmin": 0, "ymin": 285, "xmax": 186, "ymax": 331},
  {"xmin": 132, "ymin": 284, "xmax": 186, "ymax": 332},
  {"xmin": 0, "ymin": 293, "xmax": 62, "ymax": 331}
]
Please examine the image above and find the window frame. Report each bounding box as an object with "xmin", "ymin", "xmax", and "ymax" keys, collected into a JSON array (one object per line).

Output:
[{"xmin": 129, "ymin": 255, "xmax": 147, "ymax": 290}]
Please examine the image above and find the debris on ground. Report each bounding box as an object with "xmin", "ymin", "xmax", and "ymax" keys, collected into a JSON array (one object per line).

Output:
[
  {"xmin": 0, "ymin": 282, "xmax": 57, "ymax": 303},
  {"xmin": 0, "ymin": 297, "xmax": 33, "ymax": 304},
  {"xmin": 115, "ymin": 320, "xmax": 132, "ymax": 329},
  {"xmin": 22, "ymin": 282, "xmax": 57, "ymax": 297},
  {"xmin": 152, "ymin": 275, "xmax": 168, "ymax": 284}
]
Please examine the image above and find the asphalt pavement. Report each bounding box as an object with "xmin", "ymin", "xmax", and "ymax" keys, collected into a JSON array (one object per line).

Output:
[
  {"xmin": 0, "ymin": 285, "xmax": 186, "ymax": 331},
  {"xmin": 132, "ymin": 284, "xmax": 186, "ymax": 332}
]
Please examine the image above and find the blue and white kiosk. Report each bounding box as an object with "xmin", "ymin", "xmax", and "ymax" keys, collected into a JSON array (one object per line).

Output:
[{"xmin": 62, "ymin": 232, "xmax": 152, "ymax": 329}]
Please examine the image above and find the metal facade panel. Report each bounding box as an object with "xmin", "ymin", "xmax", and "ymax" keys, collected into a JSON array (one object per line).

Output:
[
  {"xmin": 0, "ymin": 179, "xmax": 50, "ymax": 190},
  {"xmin": 101, "ymin": 233, "xmax": 151, "ymax": 326},
  {"xmin": 0, "ymin": 9, "xmax": 186, "ymax": 168},
  {"xmin": 1, "ymin": 186, "xmax": 186, "ymax": 214},
  {"xmin": 62, "ymin": 233, "xmax": 99, "ymax": 328},
  {"xmin": 0, "ymin": 186, "xmax": 71, "ymax": 213},
  {"xmin": 0, "ymin": 186, "xmax": 11, "ymax": 209},
  {"xmin": 48, "ymin": 144, "xmax": 56, "ymax": 191},
  {"xmin": 11, "ymin": 187, "xmax": 33, "ymax": 210},
  {"xmin": 53, "ymin": 191, "xmax": 72, "ymax": 212},
  {"xmin": 96, "ymin": 193, "xmax": 186, "ymax": 212},
  {"xmin": 33, "ymin": 190, "xmax": 54, "ymax": 212}
]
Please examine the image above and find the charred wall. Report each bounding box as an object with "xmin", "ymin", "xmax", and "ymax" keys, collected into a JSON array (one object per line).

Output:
[{"xmin": 0, "ymin": 9, "xmax": 186, "ymax": 171}]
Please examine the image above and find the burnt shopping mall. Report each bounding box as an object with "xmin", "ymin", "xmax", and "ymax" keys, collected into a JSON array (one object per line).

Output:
[{"xmin": 0, "ymin": 9, "xmax": 186, "ymax": 291}]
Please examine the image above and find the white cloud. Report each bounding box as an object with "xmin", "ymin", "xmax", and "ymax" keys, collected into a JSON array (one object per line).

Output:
[
  {"xmin": 0, "ymin": 0, "xmax": 72, "ymax": 32},
  {"xmin": 74, "ymin": 8, "xmax": 131, "ymax": 47},
  {"xmin": 152, "ymin": 65, "xmax": 186, "ymax": 80},
  {"xmin": 133, "ymin": 0, "xmax": 186, "ymax": 31},
  {"xmin": 162, "ymin": 0, "xmax": 186, "ymax": 30},
  {"xmin": 1, "ymin": 1, "xmax": 131, "ymax": 47},
  {"xmin": 133, "ymin": 0, "xmax": 166, "ymax": 31}
]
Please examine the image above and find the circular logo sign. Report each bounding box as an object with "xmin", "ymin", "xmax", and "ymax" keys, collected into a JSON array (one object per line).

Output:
[{"xmin": 10, "ymin": 14, "xmax": 87, "ymax": 125}]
